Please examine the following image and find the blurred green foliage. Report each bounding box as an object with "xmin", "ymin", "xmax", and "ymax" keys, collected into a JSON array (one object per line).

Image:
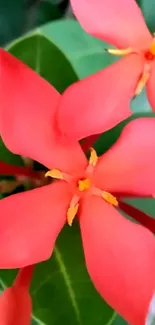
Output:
[{"xmin": 0, "ymin": 0, "xmax": 69, "ymax": 45}]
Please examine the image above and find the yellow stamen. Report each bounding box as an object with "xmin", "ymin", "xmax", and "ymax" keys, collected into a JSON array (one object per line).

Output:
[
  {"xmin": 134, "ymin": 63, "xmax": 150, "ymax": 97},
  {"xmin": 149, "ymin": 41, "xmax": 155, "ymax": 55},
  {"xmin": 89, "ymin": 148, "xmax": 98, "ymax": 167},
  {"xmin": 45, "ymin": 168, "xmax": 64, "ymax": 180},
  {"xmin": 102, "ymin": 191, "xmax": 118, "ymax": 207},
  {"xmin": 78, "ymin": 178, "xmax": 91, "ymax": 191},
  {"xmin": 106, "ymin": 47, "xmax": 133, "ymax": 56},
  {"xmin": 67, "ymin": 203, "xmax": 79, "ymax": 226}
]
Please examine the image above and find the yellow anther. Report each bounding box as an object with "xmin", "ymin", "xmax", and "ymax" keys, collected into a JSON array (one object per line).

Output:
[
  {"xmin": 89, "ymin": 148, "xmax": 98, "ymax": 167},
  {"xmin": 150, "ymin": 41, "xmax": 155, "ymax": 55},
  {"xmin": 106, "ymin": 47, "xmax": 133, "ymax": 56},
  {"xmin": 67, "ymin": 203, "xmax": 79, "ymax": 226},
  {"xmin": 102, "ymin": 191, "xmax": 118, "ymax": 207},
  {"xmin": 45, "ymin": 169, "xmax": 64, "ymax": 180},
  {"xmin": 134, "ymin": 63, "xmax": 150, "ymax": 97},
  {"xmin": 78, "ymin": 178, "xmax": 91, "ymax": 192}
]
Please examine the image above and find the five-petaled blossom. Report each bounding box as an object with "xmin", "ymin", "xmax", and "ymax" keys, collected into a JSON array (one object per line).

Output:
[
  {"xmin": 1, "ymin": 50, "xmax": 155, "ymax": 325},
  {"xmin": 56, "ymin": 0, "xmax": 155, "ymax": 140},
  {"xmin": 0, "ymin": 266, "xmax": 33, "ymax": 325}
]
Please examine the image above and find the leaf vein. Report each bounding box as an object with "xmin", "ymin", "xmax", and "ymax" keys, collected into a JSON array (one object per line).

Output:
[{"xmin": 54, "ymin": 245, "xmax": 81, "ymax": 325}]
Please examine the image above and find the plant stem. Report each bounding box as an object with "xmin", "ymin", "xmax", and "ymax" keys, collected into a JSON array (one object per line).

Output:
[
  {"xmin": 0, "ymin": 161, "xmax": 40, "ymax": 179},
  {"xmin": 119, "ymin": 200, "xmax": 155, "ymax": 233},
  {"xmin": 14, "ymin": 265, "xmax": 34, "ymax": 290}
]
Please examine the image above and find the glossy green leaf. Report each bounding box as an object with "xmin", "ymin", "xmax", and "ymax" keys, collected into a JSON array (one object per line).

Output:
[
  {"xmin": 0, "ymin": 223, "xmax": 115, "ymax": 325},
  {"xmin": 140, "ymin": 0, "xmax": 155, "ymax": 32},
  {"xmin": 131, "ymin": 89, "xmax": 152, "ymax": 114},
  {"xmin": 7, "ymin": 29, "xmax": 78, "ymax": 93},
  {"xmin": 41, "ymin": 19, "xmax": 118, "ymax": 78},
  {"xmin": 124, "ymin": 198, "xmax": 155, "ymax": 219}
]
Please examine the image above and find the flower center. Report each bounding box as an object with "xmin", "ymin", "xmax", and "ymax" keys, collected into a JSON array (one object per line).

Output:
[
  {"xmin": 78, "ymin": 178, "xmax": 91, "ymax": 191},
  {"xmin": 45, "ymin": 148, "xmax": 118, "ymax": 226},
  {"xmin": 145, "ymin": 41, "xmax": 155, "ymax": 61},
  {"xmin": 145, "ymin": 51, "xmax": 154, "ymax": 61},
  {"xmin": 105, "ymin": 38, "xmax": 155, "ymax": 97}
]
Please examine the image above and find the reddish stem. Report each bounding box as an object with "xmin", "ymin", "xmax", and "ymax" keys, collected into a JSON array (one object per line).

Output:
[
  {"xmin": 119, "ymin": 200, "xmax": 155, "ymax": 233},
  {"xmin": 14, "ymin": 265, "xmax": 34, "ymax": 290},
  {"xmin": 0, "ymin": 161, "xmax": 40, "ymax": 179},
  {"xmin": 81, "ymin": 134, "xmax": 100, "ymax": 152}
]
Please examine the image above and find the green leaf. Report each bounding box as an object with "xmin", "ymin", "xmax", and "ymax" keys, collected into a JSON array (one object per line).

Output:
[
  {"xmin": 124, "ymin": 198, "xmax": 155, "ymax": 219},
  {"xmin": 131, "ymin": 89, "xmax": 152, "ymax": 114},
  {"xmin": 41, "ymin": 19, "xmax": 118, "ymax": 78},
  {"xmin": 0, "ymin": 223, "xmax": 114, "ymax": 325},
  {"xmin": 140, "ymin": 0, "xmax": 155, "ymax": 32},
  {"xmin": 7, "ymin": 29, "xmax": 78, "ymax": 93},
  {"xmin": 113, "ymin": 315, "xmax": 128, "ymax": 325}
]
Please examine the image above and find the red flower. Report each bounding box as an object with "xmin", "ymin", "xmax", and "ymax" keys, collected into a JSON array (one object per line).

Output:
[
  {"xmin": 57, "ymin": 0, "xmax": 155, "ymax": 140},
  {"xmin": 0, "ymin": 266, "xmax": 33, "ymax": 325},
  {"xmin": 0, "ymin": 50, "xmax": 155, "ymax": 324}
]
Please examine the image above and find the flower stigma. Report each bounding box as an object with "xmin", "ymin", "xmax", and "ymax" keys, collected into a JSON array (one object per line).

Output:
[
  {"xmin": 78, "ymin": 178, "xmax": 91, "ymax": 191},
  {"xmin": 45, "ymin": 148, "xmax": 118, "ymax": 226},
  {"xmin": 105, "ymin": 47, "xmax": 133, "ymax": 56}
]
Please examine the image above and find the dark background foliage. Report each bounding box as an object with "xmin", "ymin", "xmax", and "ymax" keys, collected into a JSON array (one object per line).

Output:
[
  {"xmin": 0, "ymin": 0, "xmax": 69, "ymax": 45},
  {"xmin": 1, "ymin": 0, "xmax": 155, "ymax": 46}
]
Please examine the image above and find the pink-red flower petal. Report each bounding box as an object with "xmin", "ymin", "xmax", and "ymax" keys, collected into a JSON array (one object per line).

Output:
[
  {"xmin": 80, "ymin": 196, "xmax": 155, "ymax": 325},
  {"xmin": 94, "ymin": 117, "xmax": 155, "ymax": 196},
  {"xmin": 0, "ymin": 181, "xmax": 71, "ymax": 268},
  {"xmin": 0, "ymin": 49, "xmax": 86, "ymax": 174},
  {"xmin": 0, "ymin": 266, "xmax": 34, "ymax": 325},
  {"xmin": 0, "ymin": 287, "xmax": 31, "ymax": 325},
  {"xmin": 146, "ymin": 62, "xmax": 155, "ymax": 113},
  {"xmin": 58, "ymin": 55, "xmax": 144, "ymax": 140},
  {"xmin": 70, "ymin": 0, "xmax": 152, "ymax": 48}
]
